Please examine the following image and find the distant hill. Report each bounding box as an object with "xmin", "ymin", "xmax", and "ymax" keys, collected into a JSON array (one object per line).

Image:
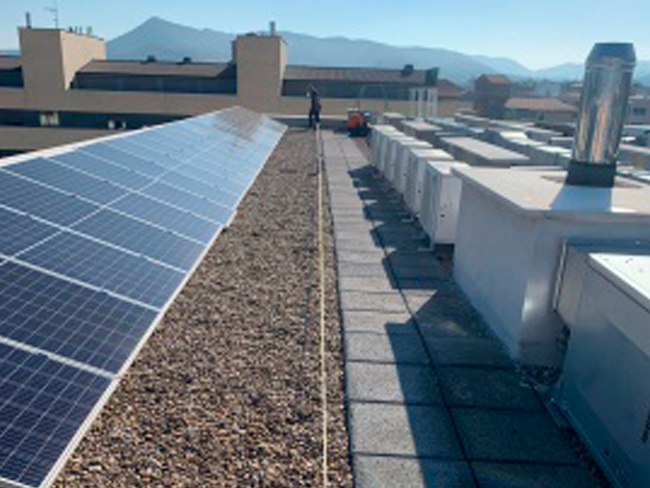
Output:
[
  {"xmin": 531, "ymin": 60, "xmax": 650, "ymax": 82},
  {"xmin": 106, "ymin": 17, "xmax": 500, "ymax": 83},
  {"xmin": 107, "ymin": 17, "xmax": 233, "ymax": 63},
  {"xmin": 7, "ymin": 17, "xmax": 648, "ymax": 85},
  {"xmin": 534, "ymin": 62, "xmax": 584, "ymax": 81},
  {"xmin": 471, "ymin": 55, "xmax": 533, "ymax": 78}
]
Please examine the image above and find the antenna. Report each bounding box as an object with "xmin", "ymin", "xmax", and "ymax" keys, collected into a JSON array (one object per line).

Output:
[{"xmin": 44, "ymin": 0, "xmax": 60, "ymax": 29}]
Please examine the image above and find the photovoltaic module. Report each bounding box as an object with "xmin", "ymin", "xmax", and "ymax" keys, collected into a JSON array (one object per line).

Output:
[{"xmin": 0, "ymin": 106, "xmax": 285, "ymax": 487}]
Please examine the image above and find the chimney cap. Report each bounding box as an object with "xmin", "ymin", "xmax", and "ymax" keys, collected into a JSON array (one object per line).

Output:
[{"xmin": 587, "ymin": 42, "xmax": 636, "ymax": 68}]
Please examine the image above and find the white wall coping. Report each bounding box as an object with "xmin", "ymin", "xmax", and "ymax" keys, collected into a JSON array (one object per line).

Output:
[{"xmin": 452, "ymin": 166, "xmax": 650, "ymax": 222}]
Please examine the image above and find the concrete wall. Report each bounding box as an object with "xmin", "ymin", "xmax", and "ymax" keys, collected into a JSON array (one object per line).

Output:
[
  {"xmin": 19, "ymin": 28, "xmax": 105, "ymax": 102},
  {"xmin": 234, "ymin": 34, "xmax": 285, "ymax": 113}
]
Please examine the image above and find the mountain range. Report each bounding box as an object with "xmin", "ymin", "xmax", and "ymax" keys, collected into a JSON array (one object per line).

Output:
[{"xmin": 3, "ymin": 17, "xmax": 650, "ymax": 85}]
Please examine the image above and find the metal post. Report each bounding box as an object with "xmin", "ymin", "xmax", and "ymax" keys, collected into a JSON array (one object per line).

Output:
[{"xmin": 566, "ymin": 43, "xmax": 636, "ymax": 187}]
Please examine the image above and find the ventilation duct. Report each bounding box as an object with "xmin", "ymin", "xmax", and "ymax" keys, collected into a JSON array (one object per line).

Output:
[{"xmin": 566, "ymin": 43, "xmax": 636, "ymax": 187}]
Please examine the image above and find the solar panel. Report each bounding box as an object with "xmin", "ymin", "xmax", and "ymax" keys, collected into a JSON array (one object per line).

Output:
[
  {"xmin": 142, "ymin": 181, "xmax": 233, "ymax": 222},
  {"xmin": 0, "ymin": 342, "xmax": 110, "ymax": 486},
  {"xmin": 179, "ymin": 163, "xmax": 249, "ymax": 192},
  {"xmin": 73, "ymin": 209, "xmax": 205, "ymax": 270},
  {"xmin": 0, "ymin": 262, "xmax": 157, "ymax": 373},
  {"xmin": 20, "ymin": 232, "xmax": 184, "ymax": 308},
  {"xmin": 0, "ymin": 207, "xmax": 58, "ymax": 256},
  {"xmin": 159, "ymin": 171, "xmax": 240, "ymax": 208},
  {"xmin": 0, "ymin": 171, "xmax": 98, "ymax": 226},
  {"xmin": 110, "ymin": 193, "xmax": 221, "ymax": 243},
  {"xmin": 80, "ymin": 144, "xmax": 168, "ymax": 178},
  {"xmin": 0, "ymin": 106, "xmax": 286, "ymax": 488},
  {"xmin": 6, "ymin": 158, "xmax": 129, "ymax": 205},
  {"xmin": 107, "ymin": 138, "xmax": 182, "ymax": 169},
  {"xmin": 50, "ymin": 151, "xmax": 153, "ymax": 190}
]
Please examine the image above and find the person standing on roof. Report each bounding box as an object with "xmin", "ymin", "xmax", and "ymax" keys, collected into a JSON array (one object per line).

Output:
[{"xmin": 307, "ymin": 85, "xmax": 321, "ymax": 129}]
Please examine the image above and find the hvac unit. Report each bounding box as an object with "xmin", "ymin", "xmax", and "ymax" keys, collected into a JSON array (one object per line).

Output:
[
  {"xmin": 376, "ymin": 129, "xmax": 403, "ymax": 174},
  {"xmin": 404, "ymin": 148, "xmax": 454, "ymax": 216},
  {"xmin": 371, "ymin": 125, "xmax": 400, "ymax": 169},
  {"xmin": 401, "ymin": 120, "xmax": 442, "ymax": 145},
  {"xmin": 384, "ymin": 135, "xmax": 417, "ymax": 183},
  {"xmin": 419, "ymin": 161, "xmax": 467, "ymax": 245},
  {"xmin": 555, "ymin": 247, "xmax": 650, "ymax": 488},
  {"xmin": 383, "ymin": 112, "xmax": 406, "ymax": 130},
  {"xmin": 393, "ymin": 139, "xmax": 432, "ymax": 194}
]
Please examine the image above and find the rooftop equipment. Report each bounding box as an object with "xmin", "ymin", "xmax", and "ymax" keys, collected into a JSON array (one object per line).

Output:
[
  {"xmin": 420, "ymin": 160, "xmax": 468, "ymax": 246},
  {"xmin": 566, "ymin": 43, "xmax": 636, "ymax": 187},
  {"xmin": 555, "ymin": 245, "xmax": 650, "ymax": 488}
]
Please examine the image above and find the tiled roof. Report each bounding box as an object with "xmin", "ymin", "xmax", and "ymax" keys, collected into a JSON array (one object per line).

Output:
[
  {"xmin": 283, "ymin": 65, "xmax": 437, "ymax": 86},
  {"xmin": 506, "ymin": 97, "xmax": 577, "ymax": 112},
  {"xmin": 478, "ymin": 74, "xmax": 511, "ymax": 85},
  {"xmin": 78, "ymin": 60, "xmax": 235, "ymax": 78},
  {"xmin": 438, "ymin": 79, "xmax": 464, "ymax": 98}
]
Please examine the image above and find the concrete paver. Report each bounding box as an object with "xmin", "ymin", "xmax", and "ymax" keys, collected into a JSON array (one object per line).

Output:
[
  {"xmin": 355, "ymin": 456, "xmax": 477, "ymax": 488},
  {"xmin": 423, "ymin": 337, "xmax": 514, "ymax": 367},
  {"xmin": 345, "ymin": 331, "xmax": 430, "ymax": 364},
  {"xmin": 471, "ymin": 463, "xmax": 597, "ymax": 488},
  {"xmin": 437, "ymin": 367, "xmax": 542, "ymax": 410},
  {"xmin": 346, "ymin": 362, "xmax": 443, "ymax": 404},
  {"xmin": 452, "ymin": 408, "xmax": 577, "ymax": 464},
  {"xmin": 350, "ymin": 403, "xmax": 463, "ymax": 458},
  {"xmin": 323, "ymin": 131, "xmax": 597, "ymax": 488},
  {"xmin": 341, "ymin": 310, "xmax": 417, "ymax": 335}
]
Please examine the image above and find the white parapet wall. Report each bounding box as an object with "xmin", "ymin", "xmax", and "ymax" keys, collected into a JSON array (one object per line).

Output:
[{"xmin": 451, "ymin": 166, "xmax": 650, "ymax": 365}]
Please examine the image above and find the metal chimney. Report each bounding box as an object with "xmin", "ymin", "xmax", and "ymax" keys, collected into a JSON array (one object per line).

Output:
[
  {"xmin": 566, "ymin": 43, "xmax": 636, "ymax": 187},
  {"xmin": 270, "ymin": 21, "xmax": 276, "ymax": 36}
]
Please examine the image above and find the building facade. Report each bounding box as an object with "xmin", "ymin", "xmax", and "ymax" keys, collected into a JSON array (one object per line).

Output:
[{"xmin": 0, "ymin": 27, "xmax": 467, "ymax": 155}]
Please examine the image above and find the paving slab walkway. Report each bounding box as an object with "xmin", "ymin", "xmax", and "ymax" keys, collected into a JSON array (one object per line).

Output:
[{"xmin": 321, "ymin": 130, "xmax": 598, "ymax": 488}]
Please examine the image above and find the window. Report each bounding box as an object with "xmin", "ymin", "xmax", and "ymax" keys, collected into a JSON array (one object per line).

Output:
[
  {"xmin": 632, "ymin": 107, "xmax": 647, "ymax": 117},
  {"xmin": 39, "ymin": 112, "xmax": 60, "ymax": 127}
]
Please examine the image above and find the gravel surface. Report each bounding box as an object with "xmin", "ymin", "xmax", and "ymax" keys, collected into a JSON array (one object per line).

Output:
[{"xmin": 54, "ymin": 129, "xmax": 353, "ymax": 488}]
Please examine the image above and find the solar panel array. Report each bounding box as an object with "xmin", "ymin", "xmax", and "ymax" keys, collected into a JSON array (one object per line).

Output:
[{"xmin": 0, "ymin": 106, "xmax": 286, "ymax": 487}]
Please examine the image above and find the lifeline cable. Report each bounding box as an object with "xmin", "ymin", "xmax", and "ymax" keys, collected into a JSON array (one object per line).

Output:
[{"xmin": 315, "ymin": 124, "xmax": 329, "ymax": 488}]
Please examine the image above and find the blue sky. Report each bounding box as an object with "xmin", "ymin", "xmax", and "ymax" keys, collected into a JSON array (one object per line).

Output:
[{"xmin": 1, "ymin": 0, "xmax": 648, "ymax": 69}]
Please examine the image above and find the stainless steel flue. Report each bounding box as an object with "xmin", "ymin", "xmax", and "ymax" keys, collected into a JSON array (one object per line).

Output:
[{"xmin": 566, "ymin": 43, "xmax": 636, "ymax": 187}]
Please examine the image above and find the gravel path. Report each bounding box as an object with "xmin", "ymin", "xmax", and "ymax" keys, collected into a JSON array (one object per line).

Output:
[{"xmin": 54, "ymin": 129, "xmax": 353, "ymax": 488}]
